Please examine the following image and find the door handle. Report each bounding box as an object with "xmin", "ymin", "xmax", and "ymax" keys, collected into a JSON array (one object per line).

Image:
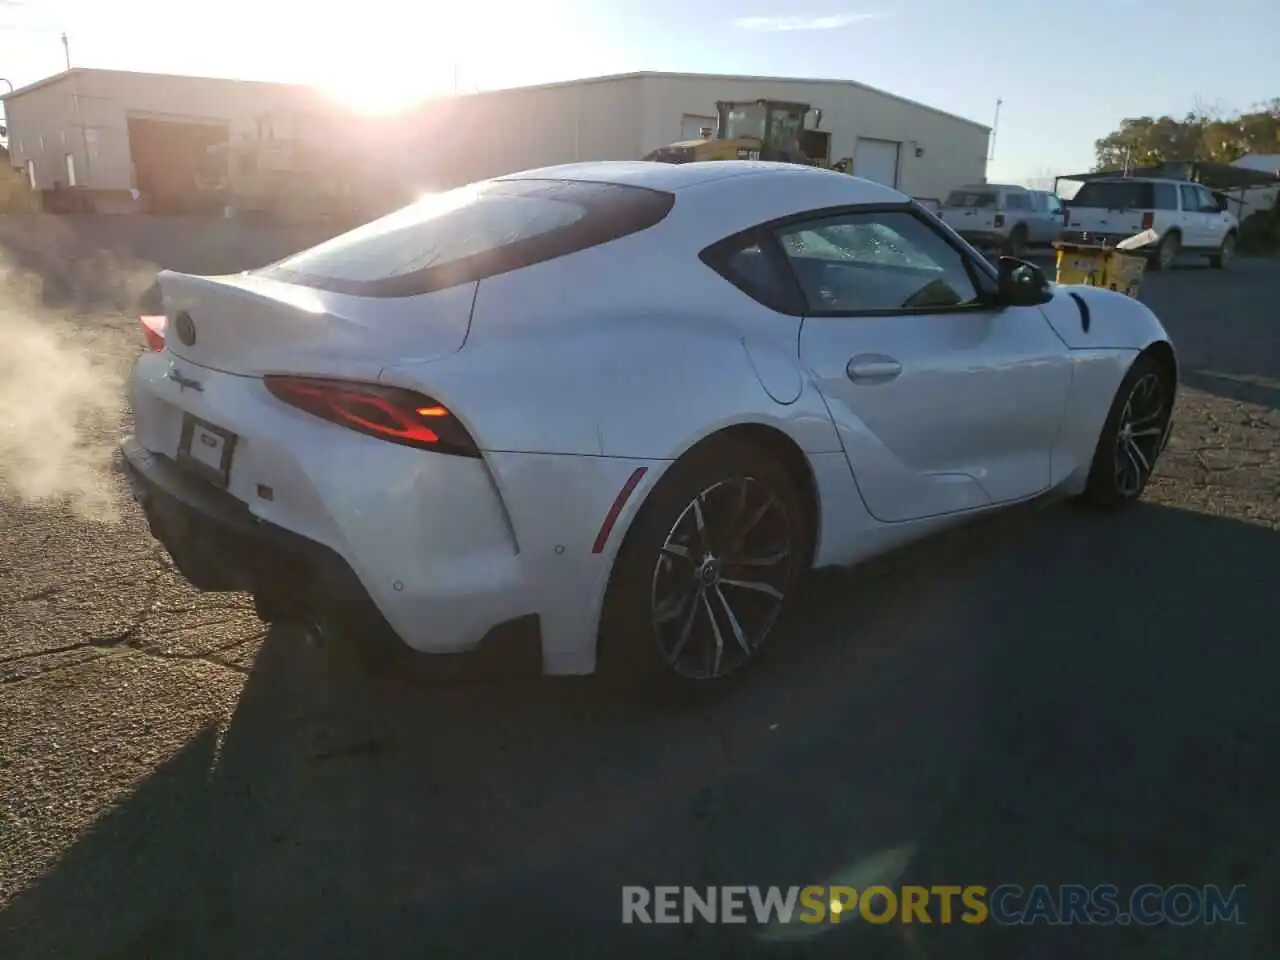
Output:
[{"xmin": 846, "ymin": 354, "xmax": 902, "ymax": 384}]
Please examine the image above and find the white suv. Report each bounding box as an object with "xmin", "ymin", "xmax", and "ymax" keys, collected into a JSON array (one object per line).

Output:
[{"xmin": 1063, "ymin": 177, "xmax": 1239, "ymax": 270}]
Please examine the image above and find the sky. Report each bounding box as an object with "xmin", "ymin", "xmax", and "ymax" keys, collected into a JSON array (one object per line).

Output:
[{"xmin": 1, "ymin": 0, "xmax": 1277, "ymax": 183}]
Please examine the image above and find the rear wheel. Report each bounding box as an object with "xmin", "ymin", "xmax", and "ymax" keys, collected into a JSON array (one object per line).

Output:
[
  {"xmin": 1002, "ymin": 225, "xmax": 1028, "ymax": 258},
  {"xmin": 1150, "ymin": 231, "xmax": 1179, "ymax": 272},
  {"xmin": 597, "ymin": 438, "xmax": 811, "ymax": 700},
  {"xmin": 1078, "ymin": 353, "xmax": 1173, "ymax": 509},
  {"xmin": 1209, "ymin": 232, "xmax": 1236, "ymax": 269}
]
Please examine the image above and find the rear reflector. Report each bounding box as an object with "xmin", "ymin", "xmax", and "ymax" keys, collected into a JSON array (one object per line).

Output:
[
  {"xmin": 263, "ymin": 376, "xmax": 480, "ymax": 458},
  {"xmin": 140, "ymin": 315, "xmax": 166, "ymax": 352},
  {"xmin": 592, "ymin": 467, "xmax": 648, "ymax": 554},
  {"xmin": 1141, "ymin": 211, "xmax": 1155, "ymax": 230}
]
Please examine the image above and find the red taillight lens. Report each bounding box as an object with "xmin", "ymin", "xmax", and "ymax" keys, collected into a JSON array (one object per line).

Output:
[
  {"xmin": 1141, "ymin": 212, "xmax": 1154, "ymax": 230},
  {"xmin": 994, "ymin": 213, "xmax": 1006, "ymax": 228},
  {"xmin": 140, "ymin": 315, "xmax": 166, "ymax": 352},
  {"xmin": 263, "ymin": 376, "xmax": 480, "ymax": 458}
]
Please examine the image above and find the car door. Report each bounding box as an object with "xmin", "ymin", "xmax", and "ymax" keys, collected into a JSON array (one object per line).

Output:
[
  {"xmin": 1196, "ymin": 186, "xmax": 1229, "ymax": 247},
  {"xmin": 1178, "ymin": 184, "xmax": 1207, "ymax": 247},
  {"xmin": 776, "ymin": 207, "xmax": 1073, "ymax": 523}
]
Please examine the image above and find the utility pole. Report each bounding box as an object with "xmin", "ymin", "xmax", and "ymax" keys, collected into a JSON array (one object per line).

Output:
[
  {"xmin": 988, "ymin": 98, "xmax": 1002, "ymax": 163},
  {"xmin": 61, "ymin": 32, "xmax": 71, "ymax": 70}
]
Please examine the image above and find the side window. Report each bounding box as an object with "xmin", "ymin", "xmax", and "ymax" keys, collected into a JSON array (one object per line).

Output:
[
  {"xmin": 775, "ymin": 210, "xmax": 982, "ymax": 314},
  {"xmin": 1152, "ymin": 183, "xmax": 1178, "ymax": 210},
  {"xmin": 1178, "ymin": 185, "xmax": 1199, "ymax": 213},
  {"xmin": 1196, "ymin": 186, "xmax": 1219, "ymax": 212},
  {"xmin": 1005, "ymin": 193, "xmax": 1029, "ymax": 211},
  {"xmin": 703, "ymin": 240, "xmax": 799, "ymax": 312}
]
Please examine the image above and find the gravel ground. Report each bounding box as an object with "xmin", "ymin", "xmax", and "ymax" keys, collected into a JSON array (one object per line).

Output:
[{"xmin": 0, "ymin": 240, "xmax": 1277, "ymax": 959}]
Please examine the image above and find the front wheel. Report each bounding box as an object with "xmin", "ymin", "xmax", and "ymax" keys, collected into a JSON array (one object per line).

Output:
[
  {"xmin": 597, "ymin": 438, "xmax": 811, "ymax": 699},
  {"xmin": 1078, "ymin": 354, "xmax": 1174, "ymax": 509},
  {"xmin": 1209, "ymin": 232, "xmax": 1236, "ymax": 269}
]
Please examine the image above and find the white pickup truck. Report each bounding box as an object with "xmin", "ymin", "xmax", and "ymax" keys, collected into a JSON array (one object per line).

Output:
[
  {"xmin": 936, "ymin": 183, "xmax": 1064, "ymax": 256},
  {"xmin": 1063, "ymin": 177, "xmax": 1239, "ymax": 270}
]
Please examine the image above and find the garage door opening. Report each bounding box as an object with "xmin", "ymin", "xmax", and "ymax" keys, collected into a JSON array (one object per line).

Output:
[
  {"xmin": 853, "ymin": 137, "xmax": 901, "ymax": 188},
  {"xmin": 127, "ymin": 116, "xmax": 229, "ymax": 214}
]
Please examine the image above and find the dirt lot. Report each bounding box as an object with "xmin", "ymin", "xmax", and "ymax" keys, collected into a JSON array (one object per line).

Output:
[{"xmin": 0, "ymin": 221, "xmax": 1277, "ymax": 959}]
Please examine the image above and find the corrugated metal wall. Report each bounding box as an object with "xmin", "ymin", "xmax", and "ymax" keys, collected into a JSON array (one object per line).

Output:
[{"xmin": 637, "ymin": 75, "xmax": 990, "ymax": 203}]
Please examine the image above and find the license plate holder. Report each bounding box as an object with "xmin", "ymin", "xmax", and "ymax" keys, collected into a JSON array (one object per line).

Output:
[{"xmin": 177, "ymin": 415, "xmax": 237, "ymax": 488}]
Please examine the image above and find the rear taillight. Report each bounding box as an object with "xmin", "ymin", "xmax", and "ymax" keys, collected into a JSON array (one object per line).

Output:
[
  {"xmin": 1141, "ymin": 212, "xmax": 1154, "ymax": 230},
  {"xmin": 140, "ymin": 315, "xmax": 166, "ymax": 352},
  {"xmin": 994, "ymin": 213, "xmax": 1006, "ymax": 228},
  {"xmin": 1062, "ymin": 207, "xmax": 1069, "ymax": 227},
  {"xmin": 263, "ymin": 376, "xmax": 480, "ymax": 458}
]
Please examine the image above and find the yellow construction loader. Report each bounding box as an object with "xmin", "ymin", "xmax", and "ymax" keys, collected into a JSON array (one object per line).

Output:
[{"xmin": 642, "ymin": 99, "xmax": 852, "ymax": 171}]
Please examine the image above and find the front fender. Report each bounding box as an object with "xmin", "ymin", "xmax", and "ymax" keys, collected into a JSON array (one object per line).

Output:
[{"xmin": 1039, "ymin": 284, "xmax": 1173, "ymax": 353}]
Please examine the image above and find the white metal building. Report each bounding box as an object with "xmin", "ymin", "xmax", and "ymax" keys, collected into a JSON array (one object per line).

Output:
[
  {"xmin": 409, "ymin": 71, "xmax": 991, "ymax": 204},
  {"xmin": 3, "ymin": 68, "xmax": 990, "ymax": 212}
]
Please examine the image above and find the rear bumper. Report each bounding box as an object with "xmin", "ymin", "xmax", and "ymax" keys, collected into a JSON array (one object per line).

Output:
[
  {"xmin": 118, "ymin": 437, "xmax": 542, "ymax": 675},
  {"xmin": 1061, "ymin": 231, "xmax": 1155, "ymax": 254}
]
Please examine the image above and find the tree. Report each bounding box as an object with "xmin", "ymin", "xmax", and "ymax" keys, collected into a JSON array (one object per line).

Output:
[{"xmin": 1093, "ymin": 100, "xmax": 1280, "ymax": 171}]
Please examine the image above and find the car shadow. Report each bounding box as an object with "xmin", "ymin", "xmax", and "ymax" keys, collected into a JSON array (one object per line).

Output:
[
  {"xmin": 0, "ymin": 502, "xmax": 1276, "ymax": 959},
  {"xmin": 1180, "ymin": 370, "xmax": 1280, "ymax": 412}
]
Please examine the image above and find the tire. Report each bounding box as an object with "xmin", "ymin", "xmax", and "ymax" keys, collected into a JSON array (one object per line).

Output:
[
  {"xmin": 1002, "ymin": 225, "xmax": 1028, "ymax": 258},
  {"xmin": 597, "ymin": 436, "xmax": 811, "ymax": 700},
  {"xmin": 1209, "ymin": 232, "xmax": 1236, "ymax": 269},
  {"xmin": 1078, "ymin": 353, "xmax": 1174, "ymax": 509},
  {"xmin": 1150, "ymin": 231, "xmax": 1179, "ymax": 272}
]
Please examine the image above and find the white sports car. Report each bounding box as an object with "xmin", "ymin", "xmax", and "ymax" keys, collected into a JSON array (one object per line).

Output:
[{"xmin": 121, "ymin": 161, "xmax": 1176, "ymax": 692}]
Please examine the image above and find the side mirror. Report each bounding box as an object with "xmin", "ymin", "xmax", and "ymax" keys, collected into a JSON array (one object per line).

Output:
[{"xmin": 997, "ymin": 256, "xmax": 1051, "ymax": 306}]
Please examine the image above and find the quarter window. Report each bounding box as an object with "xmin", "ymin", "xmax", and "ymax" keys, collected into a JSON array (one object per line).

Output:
[
  {"xmin": 723, "ymin": 243, "xmax": 795, "ymax": 305},
  {"xmin": 775, "ymin": 211, "xmax": 981, "ymax": 314}
]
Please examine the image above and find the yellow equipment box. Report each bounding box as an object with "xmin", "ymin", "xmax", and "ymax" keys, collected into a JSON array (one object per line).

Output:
[{"xmin": 1052, "ymin": 242, "xmax": 1146, "ymax": 299}]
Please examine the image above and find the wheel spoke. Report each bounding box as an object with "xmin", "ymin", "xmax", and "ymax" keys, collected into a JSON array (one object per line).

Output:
[
  {"xmin": 665, "ymin": 587, "xmax": 702, "ymax": 666},
  {"xmin": 700, "ymin": 590, "xmax": 726, "ymax": 677},
  {"xmin": 726, "ymin": 545, "xmax": 790, "ymax": 568},
  {"xmin": 1126, "ymin": 437, "xmax": 1151, "ymax": 474},
  {"xmin": 661, "ymin": 542, "xmax": 693, "ymax": 562},
  {"xmin": 721, "ymin": 578, "xmax": 784, "ymax": 601},
  {"xmin": 1123, "ymin": 443, "xmax": 1144, "ymax": 490},
  {"xmin": 654, "ymin": 584, "xmax": 693, "ymax": 624},
  {"xmin": 713, "ymin": 584, "xmax": 753, "ymax": 657},
  {"xmin": 1129, "ymin": 425, "xmax": 1164, "ymax": 439},
  {"xmin": 689, "ymin": 496, "xmax": 711, "ymax": 554}
]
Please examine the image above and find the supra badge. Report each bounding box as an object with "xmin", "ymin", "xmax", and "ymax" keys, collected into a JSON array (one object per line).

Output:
[{"xmin": 174, "ymin": 311, "xmax": 196, "ymax": 346}]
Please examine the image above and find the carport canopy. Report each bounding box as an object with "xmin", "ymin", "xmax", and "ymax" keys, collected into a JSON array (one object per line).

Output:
[{"xmin": 1055, "ymin": 160, "xmax": 1280, "ymax": 195}]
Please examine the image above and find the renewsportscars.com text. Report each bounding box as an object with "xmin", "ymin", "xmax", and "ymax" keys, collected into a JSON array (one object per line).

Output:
[{"xmin": 621, "ymin": 884, "xmax": 1247, "ymax": 926}]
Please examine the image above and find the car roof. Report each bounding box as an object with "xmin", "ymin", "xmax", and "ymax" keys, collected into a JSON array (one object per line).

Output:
[{"xmin": 497, "ymin": 160, "xmax": 903, "ymax": 201}]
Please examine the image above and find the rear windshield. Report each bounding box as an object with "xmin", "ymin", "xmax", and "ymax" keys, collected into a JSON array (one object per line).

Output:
[
  {"xmin": 260, "ymin": 179, "xmax": 675, "ymax": 298},
  {"xmin": 1070, "ymin": 181, "xmax": 1156, "ymax": 210},
  {"xmin": 945, "ymin": 190, "xmax": 998, "ymax": 208}
]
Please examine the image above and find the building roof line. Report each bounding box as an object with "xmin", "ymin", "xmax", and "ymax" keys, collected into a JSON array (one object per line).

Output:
[
  {"xmin": 1, "ymin": 67, "xmax": 315, "ymax": 102},
  {"xmin": 2, "ymin": 67, "xmax": 989, "ymax": 133},
  {"xmin": 460, "ymin": 70, "xmax": 990, "ymax": 132}
]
